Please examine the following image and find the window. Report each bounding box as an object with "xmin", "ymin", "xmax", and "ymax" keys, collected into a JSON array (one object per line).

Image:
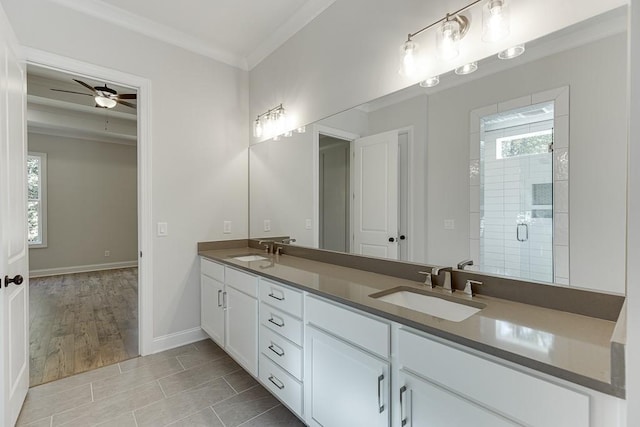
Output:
[
  {"xmin": 496, "ymin": 129, "xmax": 553, "ymax": 159},
  {"xmin": 27, "ymin": 152, "xmax": 47, "ymax": 247}
]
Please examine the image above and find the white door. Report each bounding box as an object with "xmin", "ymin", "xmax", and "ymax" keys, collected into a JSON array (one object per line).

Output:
[
  {"xmin": 200, "ymin": 275, "xmax": 225, "ymax": 347},
  {"xmin": 225, "ymin": 286, "xmax": 258, "ymax": 376},
  {"xmin": 0, "ymin": 8, "xmax": 29, "ymax": 427},
  {"xmin": 306, "ymin": 326, "xmax": 389, "ymax": 427},
  {"xmin": 397, "ymin": 370, "xmax": 516, "ymax": 427},
  {"xmin": 352, "ymin": 130, "xmax": 399, "ymax": 259}
]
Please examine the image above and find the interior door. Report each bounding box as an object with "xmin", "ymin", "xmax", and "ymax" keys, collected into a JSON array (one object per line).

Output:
[
  {"xmin": 352, "ymin": 130, "xmax": 399, "ymax": 259},
  {"xmin": 0, "ymin": 8, "xmax": 29, "ymax": 427}
]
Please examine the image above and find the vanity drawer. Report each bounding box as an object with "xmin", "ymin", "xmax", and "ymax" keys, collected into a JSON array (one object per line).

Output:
[
  {"xmin": 200, "ymin": 258, "xmax": 224, "ymax": 282},
  {"xmin": 260, "ymin": 303, "xmax": 303, "ymax": 346},
  {"xmin": 259, "ymin": 354, "xmax": 303, "ymax": 417},
  {"xmin": 260, "ymin": 325, "xmax": 303, "ymax": 380},
  {"xmin": 225, "ymin": 267, "xmax": 258, "ymax": 298},
  {"xmin": 306, "ymin": 295, "xmax": 390, "ymax": 359},
  {"xmin": 259, "ymin": 279, "xmax": 303, "ymax": 318},
  {"xmin": 398, "ymin": 328, "xmax": 589, "ymax": 427}
]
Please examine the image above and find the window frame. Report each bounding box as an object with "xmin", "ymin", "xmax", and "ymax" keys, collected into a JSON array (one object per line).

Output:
[{"xmin": 27, "ymin": 151, "xmax": 48, "ymax": 248}]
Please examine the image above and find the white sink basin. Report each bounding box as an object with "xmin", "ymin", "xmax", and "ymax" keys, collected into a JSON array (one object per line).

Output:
[
  {"xmin": 232, "ymin": 255, "xmax": 268, "ymax": 262},
  {"xmin": 374, "ymin": 290, "xmax": 482, "ymax": 322}
]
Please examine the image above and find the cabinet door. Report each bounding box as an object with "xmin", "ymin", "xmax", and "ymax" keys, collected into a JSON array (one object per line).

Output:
[
  {"xmin": 397, "ymin": 370, "xmax": 517, "ymax": 427},
  {"xmin": 201, "ymin": 275, "xmax": 225, "ymax": 347},
  {"xmin": 306, "ymin": 326, "xmax": 389, "ymax": 427},
  {"xmin": 225, "ymin": 285, "xmax": 258, "ymax": 376}
]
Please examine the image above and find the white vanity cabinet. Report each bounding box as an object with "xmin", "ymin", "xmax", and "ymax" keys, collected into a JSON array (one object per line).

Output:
[
  {"xmin": 258, "ymin": 278, "xmax": 305, "ymax": 417},
  {"xmin": 200, "ymin": 258, "xmax": 258, "ymax": 376},
  {"xmin": 305, "ymin": 295, "xmax": 391, "ymax": 427},
  {"xmin": 395, "ymin": 327, "xmax": 590, "ymax": 427}
]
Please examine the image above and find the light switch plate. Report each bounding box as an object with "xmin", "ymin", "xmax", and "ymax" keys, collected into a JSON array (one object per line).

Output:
[
  {"xmin": 157, "ymin": 222, "xmax": 168, "ymax": 236},
  {"xmin": 223, "ymin": 221, "xmax": 232, "ymax": 234},
  {"xmin": 305, "ymin": 219, "xmax": 312, "ymax": 230},
  {"xmin": 444, "ymin": 219, "xmax": 455, "ymax": 230},
  {"xmin": 264, "ymin": 219, "xmax": 271, "ymax": 232}
]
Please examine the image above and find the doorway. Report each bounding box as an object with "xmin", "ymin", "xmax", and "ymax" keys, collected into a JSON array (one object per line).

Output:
[
  {"xmin": 319, "ymin": 135, "xmax": 351, "ymax": 252},
  {"xmin": 26, "ymin": 65, "xmax": 140, "ymax": 386}
]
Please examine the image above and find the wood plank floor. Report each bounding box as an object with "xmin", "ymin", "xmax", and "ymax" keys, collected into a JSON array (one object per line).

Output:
[{"xmin": 29, "ymin": 268, "xmax": 138, "ymax": 387}]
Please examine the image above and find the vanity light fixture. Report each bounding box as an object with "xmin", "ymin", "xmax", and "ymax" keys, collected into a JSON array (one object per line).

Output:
[
  {"xmin": 437, "ymin": 15, "xmax": 469, "ymax": 60},
  {"xmin": 455, "ymin": 61, "xmax": 478, "ymax": 75},
  {"xmin": 296, "ymin": 126, "xmax": 306, "ymax": 134},
  {"xmin": 420, "ymin": 76, "xmax": 440, "ymax": 88},
  {"xmin": 482, "ymin": 0, "xmax": 510, "ymax": 42},
  {"xmin": 253, "ymin": 104, "xmax": 289, "ymax": 139},
  {"xmin": 498, "ymin": 44, "xmax": 525, "ymax": 59}
]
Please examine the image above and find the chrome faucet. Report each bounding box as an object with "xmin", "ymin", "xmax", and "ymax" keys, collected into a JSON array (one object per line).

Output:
[
  {"xmin": 432, "ymin": 266, "xmax": 453, "ymax": 293},
  {"xmin": 457, "ymin": 259, "xmax": 474, "ymax": 270},
  {"xmin": 258, "ymin": 240, "xmax": 273, "ymax": 253},
  {"xmin": 417, "ymin": 271, "xmax": 434, "ymax": 288},
  {"xmin": 281, "ymin": 237, "xmax": 296, "ymax": 244}
]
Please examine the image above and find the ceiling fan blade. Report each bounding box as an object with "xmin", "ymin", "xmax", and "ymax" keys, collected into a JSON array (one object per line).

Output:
[
  {"xmin": 116, "ymin": 93, "xmax": 137, "ymax": 100},
  {"xmin": 117, "ymin": 100, "xmax": 137, "ymax": 109},
  {"xmin": 51, "ymin": 89, "xmax": 93, "ymax": 96},
  {"xmin": 73, "ymin": 79, "xmax": 98, "ymax": 94}
]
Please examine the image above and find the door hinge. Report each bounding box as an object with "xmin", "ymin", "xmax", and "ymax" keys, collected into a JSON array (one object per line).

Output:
[{"xmin": 548, "ymin": 142, "xmax": 554, "ymax": 152}]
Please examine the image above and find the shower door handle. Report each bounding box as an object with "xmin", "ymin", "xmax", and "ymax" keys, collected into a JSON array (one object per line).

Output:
[{"xmin": 517, "ymin": 223, "xmax": 529, "ymax": 242}]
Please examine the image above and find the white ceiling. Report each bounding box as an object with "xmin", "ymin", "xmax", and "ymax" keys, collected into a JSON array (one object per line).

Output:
[{"xmin": 47, "ymin": 0, "xmax": 338, "ymax": 70}]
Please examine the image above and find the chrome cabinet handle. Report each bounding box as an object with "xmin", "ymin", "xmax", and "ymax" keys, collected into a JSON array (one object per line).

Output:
[
  {"xmin": 400, "ymin": 386, "xmax": 408, "ymax": 426},
  {"xmin": 268, "ymin": 290, "xmax": 284, "ymax": 301},
  {"xmin": 217, "ymin": 289, "xmax": 222, "ymax": 307},
  {"xmin": 268, "ymin": 375, "xmax": 285, "ymax": 390},
  {"xmin": 268, "ymin": 315, "xmax": 284, "ymax": 327},
  {"xmin": 268, "ymin": 342, "xmax": 285, "ymax": 357},
  {"xmin": 378, "ymin": 374, "xmax": 385, "ymax": 413},
  {"xmin": 222, "ymin": 291, "xmax": 227, "ymax": 309}
]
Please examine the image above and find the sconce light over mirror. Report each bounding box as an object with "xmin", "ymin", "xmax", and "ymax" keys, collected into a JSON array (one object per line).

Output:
[{"xmin": 253, "ymin": 104, "xmax": 306, "ymax": 141}]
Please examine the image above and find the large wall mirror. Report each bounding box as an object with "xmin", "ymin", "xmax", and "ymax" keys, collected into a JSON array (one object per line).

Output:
[{"xmin": 249, "ymin": 6, "xmax": 628, "ymax": 295}]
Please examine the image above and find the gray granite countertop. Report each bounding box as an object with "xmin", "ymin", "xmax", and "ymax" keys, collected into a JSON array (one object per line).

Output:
[{"xmin": 199, "ymin": 247, "xmax": 622, "ymax": 398}]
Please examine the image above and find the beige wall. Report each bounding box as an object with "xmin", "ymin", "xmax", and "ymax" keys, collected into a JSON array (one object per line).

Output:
[{"xmin": 28, "ymin": 133, "xmax": 137, "ymax": 273}]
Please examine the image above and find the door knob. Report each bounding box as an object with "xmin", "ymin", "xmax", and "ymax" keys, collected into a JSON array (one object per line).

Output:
[
  {"xmin": 399, "ymin": 235, "xmax": 406, "ymax": 240},
  {"xmin": 4, "ymin": 275, "xmax": 24, "ymax": 287},
  {"xmin": 388, "ymin": 237, "xmax": 396, "ymax": 242}
]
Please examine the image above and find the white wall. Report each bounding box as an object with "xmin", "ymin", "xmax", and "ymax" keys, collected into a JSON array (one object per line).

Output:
[
  {"xmin": 28, "ymin": 134, "xmax": 138, "ymax": 273},
  {"xmin": 426, "ymin": 34, "xmax": 627, "ymax": 293},
  {"xmin": 1, "ymin": 0, "xmax": 249, "ymax": 342}
]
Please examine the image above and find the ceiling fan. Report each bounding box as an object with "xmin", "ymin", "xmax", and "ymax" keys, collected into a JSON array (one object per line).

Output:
[{"xmin": 51, "ymin": 79, "xmax": 136, "ymax": 109}]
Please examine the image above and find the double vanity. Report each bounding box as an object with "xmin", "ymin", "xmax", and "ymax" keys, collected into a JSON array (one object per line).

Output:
[{"xmin": 198, "ymin": 240, "xmax": 626, "ymax": 427}]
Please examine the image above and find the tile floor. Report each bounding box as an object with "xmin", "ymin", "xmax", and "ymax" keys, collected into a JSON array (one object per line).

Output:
[{"xmin": 17, "ymin": 339, "xmax": 305, "ymax": 426}]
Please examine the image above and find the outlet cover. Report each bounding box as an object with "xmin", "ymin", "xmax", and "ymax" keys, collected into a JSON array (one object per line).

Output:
[
  {"xmin": 444, "ymin": 219, "xmax": 455, "ymax": 230},
  {"xmin": 223, "ymin": 221, "xmax": 232, "ymax": 234},
  {"xmin": 104, "ymin": 250, "xmax": 110, "ymax": 257},
  {"xmin": 305, "ymin": 219, "xmax": 312, "ymax": 230},
  {"xmin": 264, "ymin": 219, "xmax": 271, "ymax": 232}
]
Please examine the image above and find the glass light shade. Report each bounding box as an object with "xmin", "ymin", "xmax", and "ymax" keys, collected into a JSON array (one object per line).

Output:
[
  {"xmin": 399, "ymin": 39, "xmax": 419, "ymax": 77},
  {"xmin": 273, "ymin": 134, "xmax": 281, "ymax": 141},
  {"xmin": 253, "ymin": 119, "xmax": 263, "ymax": 138},
  {"xmin": 95, "ymin": 95, "xmax": 117, "ymax": 108},
  {"xmin": 437, "ymin": 19, "xmax": 461, "ymax": 60},
  {"xmin": 283, "ymin": 130, "xmax": 293, "ymax": 137},
  {"xmin": 483, "ymin": 0, "xmax": 510, "ymax": 42},
  {"xmin": 498, "ymin": 44, "xmax": 525, "ymax": 59},
  {"xmin": 419, "ymin": 76, "xmax": 440, "ymax": 88},
  {"xmin": 455, "ymin": 62, "xmax": 478, "ymax": 75},
  {"xmin": 296, "ymin": 126, "xmax": 306, "ymax": 134}
]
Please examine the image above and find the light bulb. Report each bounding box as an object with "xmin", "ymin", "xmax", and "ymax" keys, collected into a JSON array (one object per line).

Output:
[
  {"xmin": 437, "ymin": 19, "xmax": 461, "ymax": 60},
  {"xmin": 295, "ymin": 126, "xmax": 306, "ymax": 134},
  {"xmin": 253, "ymin": 118, "xmax": 263, "ymax": 138},
  {"xmin": 399, "ymin": 39, "xmax": 419, "ymax": 78},
  {"xmin": 498, "ymin": 44, "xmax": 525, "ymax": 59},
  {"xmin": 283, "ymin": 130, "xmax": 293, "ymax": 137},
  {"xmin": 419, "ymin": 76, "xmax": 440, "ymax": 88},
  {"xmin": 455, "ymin": 62, "xmax": 478, "ymax": 75},
  {"xmin": 273, "ymin": 134, "xmax": 281, "ymax": 141},
  {"xmin": 483, "ymin": 0, "xmax": 510, "ymax": 42}
]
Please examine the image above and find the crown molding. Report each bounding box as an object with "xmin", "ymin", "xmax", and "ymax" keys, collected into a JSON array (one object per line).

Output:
[
  {"xmin": 47, "ymin": 0, "xmax": 248, "ymax": 70},
  {"xmin": 246, "ymin": 0, "xmax": 338, "ymax": 69}
]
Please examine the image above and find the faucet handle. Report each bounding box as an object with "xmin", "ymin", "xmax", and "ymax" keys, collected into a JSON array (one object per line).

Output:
[
  {"xmin": 417, "ymin": 271, "xmax": 434, "ymax": 287},
  {"xmin": 464, "ymin": 280, "xmax": 483, "ymax": 296}
]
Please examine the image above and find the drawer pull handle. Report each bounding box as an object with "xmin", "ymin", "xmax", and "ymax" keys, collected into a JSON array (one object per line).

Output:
[
  {"xmin": 268, "ymin": 291, "xmax": 285, "ymax": 301},
  {"xmin": 400, "ymin": 385, "xmax": 408, "ymax": 426},
  {"xmin": 268, "ymin": 343, "xmax": 285, "ymax": 357},
  {"xmin": 268, "ymin": 375, "xmax": 285, "ymax": 390},
  {"xmin": 222, "ymin": 291, "xmax": 227, "ymax": 309},
  {"xmin": 378, "ymin": 374, "xmax": 385, "ymax": 413},
  {"xmin": 217, "ymin": 289, "xmax": 223, "ymax": 307},
  {"xmin": 268, "ymin": 316, "xmax": 285, "ymax": 327}
]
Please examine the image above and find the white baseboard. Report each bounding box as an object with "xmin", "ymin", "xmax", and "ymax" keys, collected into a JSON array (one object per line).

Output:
[
  {"xmin": 150, "ymin": 327, "xmax": 208, "ymax": 355},
  {"xmin": 29, "ymin": 261, "xmax": 138, "ymax": 278}
]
